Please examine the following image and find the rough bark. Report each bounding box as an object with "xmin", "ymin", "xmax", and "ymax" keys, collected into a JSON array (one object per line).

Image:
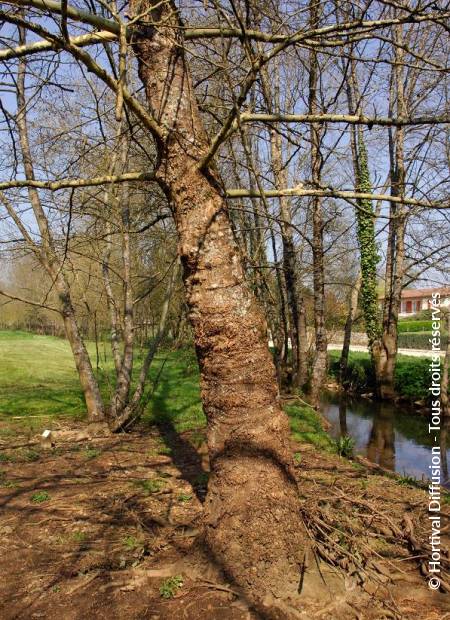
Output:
[{"xmin": 130, "ymin": 1, "xmax": 308, "ymax": 614}]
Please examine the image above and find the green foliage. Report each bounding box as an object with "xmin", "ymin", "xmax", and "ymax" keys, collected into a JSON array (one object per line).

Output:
[
  {"xmin": 393, "ymin": 357, "xmax": 430, "ymax": 400},
  {"xmin": 84, "ymin": 447, "xmax": 101, "ymax": 460},
  {"xmin": 22, "ymin": 449, "xmax": 40, "ymax": 462},
  {"xmin": 328, "ymin": 351, "xmax": 440, "ymax": 402},
  {"xmin": 31, "ymin": 490, "xmax": 50, "ymax": 503},
  {"xmin": 399, "ymin": 309, "xmax": 438, "ymax": 321},
  {"xmin": 134, "ymin": 478, "xmax": 165, "ymax": 494},
  {"xmin": 398, "ymin": 320, "xmax": 433, "ymax": 333},
  {"xmin": 193, "ymin": 472, "xmax": 210, "ymax": 486},
  {"xmin": 329, "ymin": 352, "xmax": 374, "ymax": 392},
  {"xmin": 0, "ymin": 470, "xmax": 18, "ymax": 488},
  {"xmin": 334, "ymin": 435, "xmax": 355, "ymax": 458},
  {"xmin": 159, "ymin": 575, "xmax": 183, "ymax": 599},
  {"xmin": 156, "ymin": 445, "xmax": 172, "ymax": 455},
  {"xmin": 354, "ymin": 138, "xmax": 381, "ymax": 347},
  {"xmin": 177, "ymin": 493, "xmax": 192, "ymax": 503},
  {"xmin": 123, "ymin": 535, "xmax": 141, "ymax": 550}
]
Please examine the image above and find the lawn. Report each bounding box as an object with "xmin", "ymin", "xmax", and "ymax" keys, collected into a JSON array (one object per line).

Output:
[{"xmin": 0, "ymin": 330, "xmax": 332, "ymax": 448}]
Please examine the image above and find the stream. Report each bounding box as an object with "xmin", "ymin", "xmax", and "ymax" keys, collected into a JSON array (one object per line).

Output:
[{"xmin": 320, "ymin": 393, "xmax": 450, "ymax": 488}]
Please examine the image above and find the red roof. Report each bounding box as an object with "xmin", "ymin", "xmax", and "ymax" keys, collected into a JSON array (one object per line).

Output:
[
  {"xmin": 401, "ymin": 287, "xmax": 450, "ymax": 299},
  {"xmin": 379, "ymin": 286, "xmax": 450, "ymax": 301}
]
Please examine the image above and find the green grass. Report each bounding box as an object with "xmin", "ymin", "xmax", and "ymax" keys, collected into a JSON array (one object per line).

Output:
[
  {"xmin": 0, "ymin": 330, "xmax": 332, "ymax": 450},
  {"xmin": 0, "ymin": 330, "xmax": 88, "ymax": 421},
  {"xmin": 285, "ymin": 402, "xmax": 334, "ymax": 451},
  {"xmin": 30, "ymin": 490, "xmax": 50, "ymax": 503},
  {"xmin": 0, "ymin": 331, "xmax": 204, "ymax": 431}
]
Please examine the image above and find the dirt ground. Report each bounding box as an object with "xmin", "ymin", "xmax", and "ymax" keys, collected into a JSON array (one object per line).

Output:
[{"xmin": 0, "ymin": 421, "xmax": 448, "ymax": 620}]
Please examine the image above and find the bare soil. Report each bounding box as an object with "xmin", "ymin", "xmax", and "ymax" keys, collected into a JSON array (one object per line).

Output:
[{"xmin": 0, "ymin": 421, "xmax": 448, "ymax": 619}]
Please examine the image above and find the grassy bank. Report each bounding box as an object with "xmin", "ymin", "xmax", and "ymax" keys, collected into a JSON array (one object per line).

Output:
[{"xmin": 0, "ymin": 331, "xmax": 332, "ymax": 450}]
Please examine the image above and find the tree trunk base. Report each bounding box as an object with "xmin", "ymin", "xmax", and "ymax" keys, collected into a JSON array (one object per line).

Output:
[
  {"xmin": 87, "ymin": 421, "xmax": 111, "ymax": 437},
  {"xmin": 204, "ymin": 454, "xmax": 311, "ymax": 618}
]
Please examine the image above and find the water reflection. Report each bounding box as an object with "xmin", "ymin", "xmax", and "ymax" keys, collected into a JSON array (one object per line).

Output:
[
  {"xmin": 366, "ymin": 404, "xmax": 395, "ymax": 471},
  {"xmin": 321, "ymin": 394, "xmax": 450, "ymax": 488}
]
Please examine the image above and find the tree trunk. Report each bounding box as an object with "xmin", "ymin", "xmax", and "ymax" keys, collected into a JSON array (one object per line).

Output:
[
  {"xmin": 16, "ymin": 32, "xmax": 106, "ymax": 425},
  {"xmin": 239, "ymin": 123, "xmax": 289, "ymax": 386},
  {"xmin": 374, "ymin": 23, "xmax": 407, "ymax": 400},
  {"xmin": 260, "ymin": 65, "xmax": 308, "ymax": 389},
  {"xmin": 110, "ymin": 262, "xmax": 178, "ymax": 431},
  {"xmin": 308, "ymin": 0, "xmax": 327, "ymax": 407},
  {"xmin": 59, "ymin": 290, "xmax": 107, "ymax": 424},
  {"xmin": 339, "ymin": 273, "xmax": 361, "ymax": 384},
  {"xmin": 130, "ymin": 2, "xmax": 308, "ymax": 614},
  {"xmin": 110, "ymin": 136, "xmax": 135, "ymax": 418}
]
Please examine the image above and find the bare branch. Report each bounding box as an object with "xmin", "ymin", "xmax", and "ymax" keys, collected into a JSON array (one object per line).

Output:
[
  {"xmin": 238, "ymin": 112, "xmax": 450, "ymax": 127},
  {"xmin": 225, "ymin": 187, "xmax": 447, "ymax": 210},
  {"xmin": 0, "ymin": 289, "xmax": 60, "ymax": 312},
  {"xmin": 0, "ymin": 172, "xmax": 154, "ymax": 192}
]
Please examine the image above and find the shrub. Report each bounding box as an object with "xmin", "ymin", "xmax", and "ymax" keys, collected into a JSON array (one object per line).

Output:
[
  {"xmin": 329, "ymin": 353, "xmax": 375, "ymax": 392},
  {"xmin": 394, "ymin": 357, "xmax": 429, "ymax": 400}
]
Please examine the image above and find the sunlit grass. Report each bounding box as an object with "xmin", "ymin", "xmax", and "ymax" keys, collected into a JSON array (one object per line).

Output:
[{"xmin": 0, "ymin": 330, "xmax": 330, "ymax": 448}]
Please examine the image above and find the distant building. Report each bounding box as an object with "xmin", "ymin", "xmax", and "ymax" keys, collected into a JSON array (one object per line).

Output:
[{"xmin": 390, "ymin": 287, "xmax": 450, "ymax": 317}]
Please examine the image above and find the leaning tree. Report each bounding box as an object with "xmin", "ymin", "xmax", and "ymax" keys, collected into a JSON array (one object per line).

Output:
[{"xmin": 0, "ymin": 0, "xmax": 449, "ymax": 615}]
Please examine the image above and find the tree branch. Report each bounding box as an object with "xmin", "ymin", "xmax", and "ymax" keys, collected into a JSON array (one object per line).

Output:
[
  {"xmin": 225, "ymin": 187, "xmax": 447, "ymax": 210},
  {"xmin": 238, "ymin": 112, "xmax": 450, "ymax": 127},
  {"xmin": 0, "ymin": 171, "xmax": 154, "ymax": 191},
  {"xmin": 0, "ymin": 289, "xmax": 60, "ymax": 312}
]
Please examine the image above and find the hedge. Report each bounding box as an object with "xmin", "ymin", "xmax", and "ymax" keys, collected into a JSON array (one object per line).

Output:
[
  {"xmin": 398, "ymin": 320, "xmax": 433, "ymax": 333},
  {"xmin": 398, "ymin": 331, "xmax": 448, "ymax": 350}
]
